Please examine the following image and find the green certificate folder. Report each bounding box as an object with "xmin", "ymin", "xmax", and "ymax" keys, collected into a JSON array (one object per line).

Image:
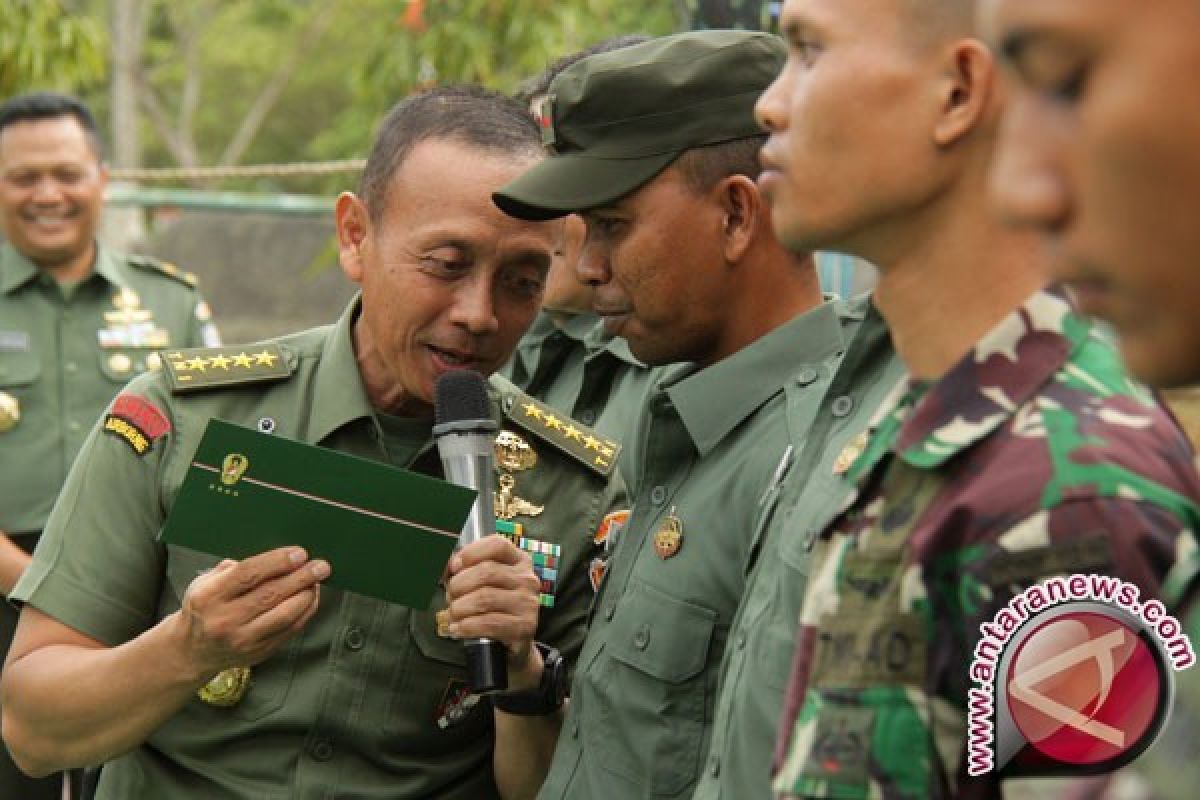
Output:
[{"xmin": 160, "ymin": 418, "xmax": 476, "ymax": 609}]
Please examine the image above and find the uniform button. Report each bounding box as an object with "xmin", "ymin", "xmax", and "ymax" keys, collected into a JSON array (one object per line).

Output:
[
  {"xmin": 735, "ymin": 630, "xmax": 747, "ymax": 650},
  {"xmin": 64, "ymin": 361, "xmax": 79, "ymax": 374},
  {"xmin": 796, "ymin": 367, "xmax": 818, "ymax": 386},
  {"xmin": 831, "ymin": 395, "xmax": 855, "ymax": 418},
  {"xmin": 503, "ymin": 395, "xmax": 515, "ymax": 412},
  {"xmin": 571, "ymin": 721, "xmax": 579, "ymax": 738},
  {"xmin": 650, "ymin": 485, "xmax": 667, "ymax": 506},
  {"xmin": 604, "ymin": 605, "xmax": 615, "ymax": 621},
  {"xmin": 633, "ymin": 625, "xmax": 650, "ymax": 650},
  {"xmin": 312, "ymin": 740, "xmax": 334, "ymax": 761},
  {"xmin": 344, "ymin": 627, "xmax": 365, "ymax": 651},
  {"xmin": 579, "ymin": 410, "xmax": 596, "ymax": 426},
  {"xmin": 708, "ymin": 754, "xmax": 720, "ymax": 778}
]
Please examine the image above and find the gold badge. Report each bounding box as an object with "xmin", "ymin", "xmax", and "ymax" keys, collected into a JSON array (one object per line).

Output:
[
  {"xmin": 0, "ymin": 391, "xmax": 19, "ymax": 433},
  {"xmin": 833, "ymin": 431, "xmax": 870, "ymax": 476},
  {"xmin": 105, "ymin": 287, "xmax": 152, "ymax": 325},
  {"xmin": 197, "ymin": 666, "xmax": 251, "ymax": 707},
  {"xmin": 653, "ymin": 508, "xmax": 683, "ymax": 560},
  {"xmin": 493, "ymin": 431, "xmax": 544, "ymax": 520},
  {"xmin": 145, "ymin": 352, "xmax": 163, "ymax": 371},
  {"xmin": 221, "ymin": 453, "xmax": 250, "ymax": 486},
  {"xmin": 108, "ymin": 353, "xmax": 133, "ymax": 374}
]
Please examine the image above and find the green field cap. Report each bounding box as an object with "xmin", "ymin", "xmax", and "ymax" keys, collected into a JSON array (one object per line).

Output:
[{"xmin": 494, "ymin": 30, "xmax": 786, "ymax": 221}]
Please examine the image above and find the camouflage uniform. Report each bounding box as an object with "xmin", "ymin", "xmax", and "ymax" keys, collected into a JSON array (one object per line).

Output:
[
  {"xmin": 772, "ymin": 289, "xmax": 1200, "ymax": 799},
  {"xmin": 501, "ymin": 310, "xmax": 652, "ymax": 482}
]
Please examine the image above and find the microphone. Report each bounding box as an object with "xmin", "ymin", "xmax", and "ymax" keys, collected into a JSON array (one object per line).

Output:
[{"xmin": 433, "ymin": 369, "xmax": 507, "ymax": 693}]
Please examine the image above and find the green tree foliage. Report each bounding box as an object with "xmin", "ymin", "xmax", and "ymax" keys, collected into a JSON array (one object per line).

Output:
[{"xmin": 0, "ymin": 0, "xmax": 106, "ymax": 97}]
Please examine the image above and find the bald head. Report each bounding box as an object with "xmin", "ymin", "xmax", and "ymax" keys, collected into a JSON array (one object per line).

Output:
[{"xmin": 900, "ymin": 0, "xmax": 978, "ymax": 46}]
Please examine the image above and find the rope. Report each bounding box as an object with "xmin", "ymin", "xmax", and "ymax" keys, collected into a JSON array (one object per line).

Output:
[{"xmin": 108, "ymin": 159, "xmax": 366, "ymax": 182}]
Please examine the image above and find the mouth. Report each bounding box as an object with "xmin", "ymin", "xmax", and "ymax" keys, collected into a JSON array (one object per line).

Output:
[
  {"xmin": 427, "ymin": 344, "xmax": 485, "ymax": 372},
  {"xmin": 593, "ymin": 307, "xmax": 633, "ymax": 336}
]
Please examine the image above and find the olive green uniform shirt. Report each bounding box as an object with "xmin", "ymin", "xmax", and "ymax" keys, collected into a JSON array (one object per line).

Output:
[
  {"xmin": 536, "ymin": 300, "xmax": 856, "ymax": 800},
  {"xmin": 690, "ymin": 301, "xmax": 903, "ymax": 800},
  {"xmin": 12, "ymin": 298, "xmax": 626, "ymax": 800},
  {"xmin": 502, "ymin": 310, "xmax": 653, "ymax": 481},
  {"xmin": 0, "ymin": 241, "xmax": 217, "ymax": 535}
]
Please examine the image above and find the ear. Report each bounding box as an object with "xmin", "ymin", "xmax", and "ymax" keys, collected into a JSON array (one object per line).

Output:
[
  {"xmin": 335, "ymin": 192, "xmax": 371, "ymax": 284},
  {"xmin": 933, "ymin": 39, "xmax": 996, "ymax": 148},
  {"xmin": 715, "ymin": 175, "xmax": 761, "ymax": 263}
]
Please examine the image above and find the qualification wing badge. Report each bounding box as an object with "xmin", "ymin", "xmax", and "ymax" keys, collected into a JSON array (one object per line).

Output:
[{"xmin": 493, "ymin": 431, "xmax": 544, "ymax": 521}]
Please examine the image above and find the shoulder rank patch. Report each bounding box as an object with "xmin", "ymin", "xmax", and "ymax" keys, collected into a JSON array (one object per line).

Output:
[
  {"xmin": 128, "ymin": 254, "xmax": 198, "ymax": 287},
  {"xmin": 162, "ymin": 344, "xmax": 293, "ymax": 394},
  {"xmin": 504, "ymin": 391, "xmax": 621, "ymax": 478},
  {"xmin": 104, "ymin": 393, "xmax": 171, "ymax": 455}
]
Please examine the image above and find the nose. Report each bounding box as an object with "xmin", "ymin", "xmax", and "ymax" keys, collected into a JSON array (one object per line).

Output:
[
  {"xmin": 989, "ymin": 96, "xmax": 1072, "ymax": 234},
  {"xmin": 575, "ymin": 235, "xmax": 611, "ymax": 288},
  {"xmin": 755, "ymin": 68, "xmax": 790, "ymax": 134},
  {"xmin": 450, "ymin": 273, "xmax": 500, "ymax": 336},
  {"xmin": 30, "ymin": 175, "xmax": 64, "ymax": 205}
]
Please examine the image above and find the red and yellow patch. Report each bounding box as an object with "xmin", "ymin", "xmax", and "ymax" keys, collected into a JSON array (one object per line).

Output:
[
  {"xmin": 103, "ymin": 393, "xmax": 171, "ymax": 456},
  {"xmin": 594, "ymin": 509, "xmax": 630, "ymax": 547}
]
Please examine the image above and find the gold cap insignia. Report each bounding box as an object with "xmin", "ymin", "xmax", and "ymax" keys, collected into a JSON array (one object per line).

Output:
[
  {"xmin": 197, "ymin": 666, "xmax": 251, "ymax": 707},
  {"xmin": 0, "ymin": 391, "xmax": 19, "ymax": 433}
]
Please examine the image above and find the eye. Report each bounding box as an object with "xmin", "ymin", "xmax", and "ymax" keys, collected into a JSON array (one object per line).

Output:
[
  {"xmin": 500, "ymin": 267, "xmax": 546, "ymax": 300},
  {"xmin": 791, "ymin": 39, "xmax": 823, "ymax": 67},
  {"xmin": 418, "ymin": 248, "xmax": 471, "ymax": 276},
  {"xmin": 1048, "ymin": 66, "xmax": 1088, "ymax": 103},
  {"xmin": 586, "ymin": 215, "xmax": 626, "ymax": 240}
]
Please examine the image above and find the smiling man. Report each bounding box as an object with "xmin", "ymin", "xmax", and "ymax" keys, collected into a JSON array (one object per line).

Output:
[
  {"xmin": 0, "ymin": 92, "xmax": 219, "ymax": 800},
  {"xmin": 755, "ymin": 0, "xmax": 1200, "ymax": 797},
  {"xmin": 1, "ymin": 86, "xmax": 625, "ymax": 799},
  {"xmin": 489, "ymin": 31, "xmax": 893, "ymax": 800}
]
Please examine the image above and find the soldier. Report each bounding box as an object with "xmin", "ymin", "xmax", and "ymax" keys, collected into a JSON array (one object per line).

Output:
[
  {"xmin": 0, "ymin": 91, "xmax": 219, "ymax": 800},
  {"xmin": 502, "ymin": 35, "xmax": 656, "ymax": 482},
  {"xmin": 489, "ymin": 30, "xmax": 885, "ymax": 799},
  {"xmin": 981, "ymin": 2, "xmax": 1200, "ymax": 797},
  {"xmin": 756, "ymin": 0, "xmax": 1200, "ymax": 797},
  {"xmin": 0, "ymin": 86, "xmax": 625, "ymax": 799}
]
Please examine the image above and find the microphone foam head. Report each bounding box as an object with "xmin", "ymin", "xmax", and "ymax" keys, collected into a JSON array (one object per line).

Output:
[{"xmin": 434, "ymin": 370, "xmax": 491, "ymax": 425}]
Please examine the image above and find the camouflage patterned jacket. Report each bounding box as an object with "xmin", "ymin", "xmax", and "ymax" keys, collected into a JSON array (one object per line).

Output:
[{"xmin": 772, "ymin": 289, "xmax": 1200, "ymax": 799}]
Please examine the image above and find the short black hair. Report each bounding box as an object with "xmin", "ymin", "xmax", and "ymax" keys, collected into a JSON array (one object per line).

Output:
[
  {"xmin": 0, "ymin": 91, "xmax": 104, "ymax": 158},
  {"xmin": 515, "ymin": 34, "xmax": 654, "ymax": 107},
  {"xmin": 359, "ymin": 85, "xmax": 542, "ymax": 224},
  {"xmin": 675, "ymin": 133, "xmax": 768, "ymax": 194}
]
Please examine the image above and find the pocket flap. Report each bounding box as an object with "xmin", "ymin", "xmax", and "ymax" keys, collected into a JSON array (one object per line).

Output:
[
  {"xmin": 606, "ymin": 580, "xmax": 716, "ymax": 683},
  {"xmin": 0, "ymin": 350, "xmax": 40, "ymax": 387}
]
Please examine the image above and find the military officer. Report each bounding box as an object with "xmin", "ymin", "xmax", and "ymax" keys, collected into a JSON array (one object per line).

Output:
[
  {"xmin": 1, "ymin": 86, "xmax": 625, "ymax": 799},
  {"xmin": 502, "ymin": 36, "xmax": 657, "ymax": 482},
  {"xmin": 0, "ymin": 91, "xmax": 218, "ymax": 800},
  {"xmin": 489, "ymin": 31, "xmax": 883, "ymax": 800},
  {"xmin": 756, "ymin": 1, "xmax": 1200, "ymax": 797}
]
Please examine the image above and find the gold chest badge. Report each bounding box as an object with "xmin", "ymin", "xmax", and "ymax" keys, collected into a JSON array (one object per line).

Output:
[
  {"xmin": 0, "ymin": 391, "xmax": 19, "ymax": 433},
  {"xmin": 833, "ymin": 431, "xmax": 870, "ymax": 476},
  {"xmin": 653, "ymin": 508, "xmax": 684, "ymax": 560},
  {"xmin": 197, "ymin": 666, "xmax": 251, "ymax": 707},
  {"xmin": 493, "ymin": 430, "xmax": 544, "ymax": 520}
]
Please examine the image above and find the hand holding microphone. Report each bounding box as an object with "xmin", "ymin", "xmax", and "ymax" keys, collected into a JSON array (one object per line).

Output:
[{"xmin": 434, "ymin": 370, "xmax": 542, "ymax": 694}]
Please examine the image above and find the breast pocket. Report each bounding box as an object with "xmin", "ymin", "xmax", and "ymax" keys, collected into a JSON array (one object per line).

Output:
[
  {"xmin": 163, "ymin": 546, "xmax": 300, "ymax": 721},
  {"xmin": 588, "ymin": 579, "xmax": 717, "ymax": 797}
]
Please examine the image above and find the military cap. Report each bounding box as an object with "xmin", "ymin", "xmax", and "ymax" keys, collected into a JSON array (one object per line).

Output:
[{"xmin": 494, "ymin": 30, "xmax": 785, "ymax": 221}]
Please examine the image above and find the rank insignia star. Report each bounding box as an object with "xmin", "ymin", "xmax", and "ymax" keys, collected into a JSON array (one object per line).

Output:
[
  {"xmin": 163, "ymin": 344, "xmax": 293, "ymax": 394},
  {"xmin": 503, "ymin": 391, "xmax": 622, "ymax": 478}
]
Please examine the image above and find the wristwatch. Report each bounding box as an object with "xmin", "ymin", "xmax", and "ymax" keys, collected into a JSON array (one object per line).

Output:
[{"xmin": 490, "ymin": 643, "xmax": 567, "ymax": 715}]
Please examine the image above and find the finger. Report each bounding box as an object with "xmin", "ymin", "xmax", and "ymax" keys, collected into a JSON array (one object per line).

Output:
[
  {"xmin": 447, "ymin": 582, "xmax": 541, "ymax": 627},
  {"xmin": 445, "ymin": 557, "xmax": 538, "ymax": 603},
  {"xmin": 449, "ymin": 535, "xmax": 525, "ymax": 575},
  {"xmin": 210, "ymin": 547, "xmax": 313, "ymax": 602},
  {"xmin": 230, "ymin": 558, "xmax": 330, "ymax": 622},
  {"xmin": 447, "ymin": 611, "xmax": 538, "ymax": 650},
  {"xmin": 238, "ymin": 585, "xmax": 323, "ymax": 655}
]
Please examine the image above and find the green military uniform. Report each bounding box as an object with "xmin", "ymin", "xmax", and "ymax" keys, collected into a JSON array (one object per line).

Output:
[
  {"xmin": 536, "ymin": 299, "xmax": 857, "ymax": 800},
  {"xmin": 691, "ymin": 300, "xmax": 903, "ymax": 800},
  {"xmin": 0, "ymin": 239, "xmax": 216, "ymax": 800},
  {"xmin": 501, "ymin": 310, "xmax": 653, "ymax": 482},
  {"xmin": 12, "ymin": 297, "xmax": 626, "ymax": 799},
  {"xmin": 0, "ymin": 240, "xmax": 218, "ymax": 537}
]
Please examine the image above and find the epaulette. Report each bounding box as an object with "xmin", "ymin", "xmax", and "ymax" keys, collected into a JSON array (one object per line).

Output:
[
  {"xmin": 504, "ymin": 390, "xmax": 621, "ymax": 478},
  {"xmin": 161, "ymin": 344, "xmax": 293, "ymax": 394},
  {"xmin": 128, "ymin": 254, "xmax": 199, "ymax": 288}
]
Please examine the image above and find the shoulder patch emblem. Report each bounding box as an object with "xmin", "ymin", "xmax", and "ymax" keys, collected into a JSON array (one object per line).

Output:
[
  {"xmin": 504, "ymin": 392, "xmax": 621, "ymax": 478},
  {"xmin": 104, "ymin": 393, "xmax": 171, "ymax": 455},
  {"xmin": 162, "ymin": 344, "xmax": 293, "ymax": 394},
  {"xmin": 128, "ymin": 254, "xmax": 198, "ymax": 287}
]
